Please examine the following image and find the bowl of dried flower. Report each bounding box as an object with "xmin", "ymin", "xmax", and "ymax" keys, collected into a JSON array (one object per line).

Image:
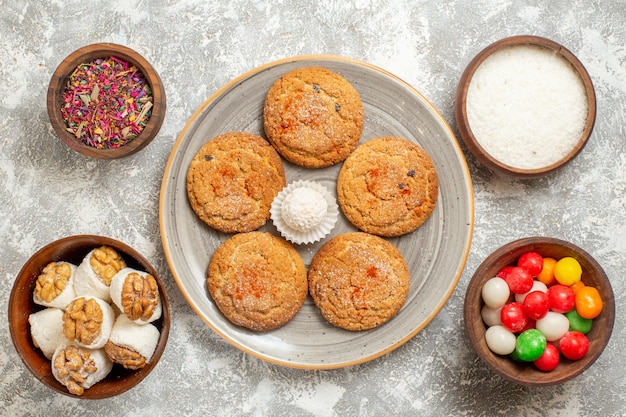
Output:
[
  {"xmin": 8, "ymin": 235, "xmax": 170, "ymax": 398},
  {"xmin": 47, "ymin": 43, "xmax": 166, "ymax": 159}
]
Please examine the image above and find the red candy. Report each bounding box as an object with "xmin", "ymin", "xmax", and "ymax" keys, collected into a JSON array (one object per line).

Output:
[
  {"xmin": 547, "ymin": 285, "xmax": 575, "ymax": 313},
  {"xmin": 534, "ymin": 343, "xmax": 560, "ymax": 371},
  {"xmin": 523, "ymin": 291, "xmax": 550, "ymax": 320},
  {"xmin": 500, "ymin": 302, "xmax": 529, "ymax": 333},
  {"xmin": 519, "ymin": 319, "xmax": 536, "ymax": 333},
  {"xmin": 517, "ymin": 251, "xmax": 544, "ymax": 276},
  {"xmin": 496, "ymin": 265, "xmax": 514, "ymax": 279},
  {"xmin": 559, "ymin": 331, "xmax": 590, "ymax": 360},
  {"xmin": 504, "ymin": 266, "xmax": 534, "ymax": 294}
]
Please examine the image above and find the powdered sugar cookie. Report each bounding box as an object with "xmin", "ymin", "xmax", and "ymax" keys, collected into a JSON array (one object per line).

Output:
[
  {"xmin": 186, "ymin": 132, "xmax": 286, "ymax": 233},
  {"xmin": 263, "ymin": 66, "xmax": 364, "ymax": 168},
  {"xmin": 308, "ymin": 232, "xmax": 410, "ymax": 331},
  {"xmin": 337, "ymin": 136, "xmax": 438, "ymax": 237},
  {"xmin": 207, "ymin": 231, "xmax": 307, "ymax": 332}
]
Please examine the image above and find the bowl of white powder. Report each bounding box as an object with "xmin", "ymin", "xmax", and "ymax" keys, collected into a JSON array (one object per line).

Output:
[{"xmin": 455, "ymin": 35, "xmax": 596, "ymax": 177}]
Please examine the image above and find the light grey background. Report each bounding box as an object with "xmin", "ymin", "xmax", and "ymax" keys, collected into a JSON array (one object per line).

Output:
[{"xmin": 1, "ymin": 1, "xmax": 625, "ymax": 416}]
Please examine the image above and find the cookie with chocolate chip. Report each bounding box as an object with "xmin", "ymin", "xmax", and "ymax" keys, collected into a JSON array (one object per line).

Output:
[
  {"xmin": 263, "ymin": 66, "xmax": 364, "ymax": 168},
  {"xmin": 308, "ymin": 232, "xmax": 410, "ymax": 331},
  {"xmin": 207, "ymin": 232, "xmax": 307, "ymax": 332},
  {"xmin": 337, "ymin": 136, "xmax": 438, "ymax": 237},
  {"xmin": 186, "ymin": 132, "xmax": 286, "ymax": 233}
]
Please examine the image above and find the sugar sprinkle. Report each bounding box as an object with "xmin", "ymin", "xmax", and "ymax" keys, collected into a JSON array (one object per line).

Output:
[{"xmin": 466, "ymin": 44, "xmax": 588, "ymax": 170}]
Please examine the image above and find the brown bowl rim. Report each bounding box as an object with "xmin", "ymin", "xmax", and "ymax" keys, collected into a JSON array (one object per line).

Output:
[
  {"xmin": 47, "ymin": 43, "xmax": 166, "ymax": 159},
  {"xmin": 455, "ymin": 35, "xmax": 597, "ymax": 178},
  {"xmin": 463, "ymin": 236, "xmax": 615, "ymax": 386},
  {"xmin": 8, "ymin": 234, "xmax": 171, "ymax": 399}
]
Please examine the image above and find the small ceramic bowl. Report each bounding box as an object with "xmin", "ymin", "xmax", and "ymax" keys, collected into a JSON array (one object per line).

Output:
[
  {"xmin": 455, "ymin": 35, "xmax": 596, "ymax": 177},
  {"xmin": 47, "ymin": 43, "xmax": 166, "ymax": 159},
  {"xmin": 8, "ymin": 235, "xmax": 170, "ymax": 399},
  {"xmin": 464, "ymin": 237, "xmax": 614, "ymax": 386}
]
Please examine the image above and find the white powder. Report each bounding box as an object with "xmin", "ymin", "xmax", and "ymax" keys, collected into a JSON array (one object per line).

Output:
[{"xmin": 466, "ymin": 44, "xmax": 589, "ymax": 170}]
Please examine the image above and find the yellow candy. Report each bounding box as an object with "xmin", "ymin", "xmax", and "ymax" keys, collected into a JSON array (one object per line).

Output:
[{"xmin": 554, "ymin": 257, "xmax": 582, "ymax": 286}]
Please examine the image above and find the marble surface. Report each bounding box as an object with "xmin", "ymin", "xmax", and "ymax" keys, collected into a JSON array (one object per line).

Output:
[{"xmin": 1, "ymin": 1, "xmax": 625, "ymax": 415}]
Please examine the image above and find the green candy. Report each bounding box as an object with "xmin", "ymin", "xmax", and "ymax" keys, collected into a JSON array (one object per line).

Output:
[
  {"xmin": 565, "ymin": 309, "xmax": 593, "ymax": 334},
  {"xmin": 515, "ymin": 329, "xmax": 547, "ymax": 362},
  {"xmin": 509, "ymin": 349, "xmax": 524, "ymax": 363}
]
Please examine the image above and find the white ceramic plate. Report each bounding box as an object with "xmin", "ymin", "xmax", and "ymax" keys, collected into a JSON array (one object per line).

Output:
[{"xmin": 159, "ymin": 55, "xmax": 474, "ymax": 369}]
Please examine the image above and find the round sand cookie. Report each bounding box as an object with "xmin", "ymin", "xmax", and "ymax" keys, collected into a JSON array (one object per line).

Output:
[
  {"xmin": 263, "ymin": 66, "xmax": 364, "ymax": 168},
  {"xmin": 337, "ymin": 136, "xmax": 438, "ymax": 237},
  {"xmin": 186, "ymin": 132, "xmax": 286, "ymax": 233},
  {"xmin": 207, "ymin": 231, "xmax": 307, "ymax": 332},
  {"xmin": 308, "ymin": 232, "xmax": 410, "ymax": 331}
]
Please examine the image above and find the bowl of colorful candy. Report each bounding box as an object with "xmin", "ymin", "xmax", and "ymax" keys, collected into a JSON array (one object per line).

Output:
[
  {"xmin": 47, "ymin": 43, "xmax": 166, "ymax": 159},
  {"xmin": 455, "ymin": 35, "xmax": 596, "ymax": 177},
  {"xmin": 464, "ymin": 237, "xmax": 614, "ymax": 386},
  {"xmin": 8, "ymin": 235, "xmax": 170, "ymax": 398}
]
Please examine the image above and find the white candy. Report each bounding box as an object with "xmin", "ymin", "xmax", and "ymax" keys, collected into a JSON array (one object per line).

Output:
[
  {"xmin": 110, "ymin": 267, "xmax": 162, "ymax": 325},
  {"xmin": 51, "ymin": 345, "xmax": 113, "ymax": 393},
  {"xmin": 74, "ymin": 250, "xmax": 113, "ymax": 302},
  {"xmin": 536, "ymin": 311, "xmax": 570, "ymax": 341},
  {"xmin": 485, "ymin": 325, "xmax": 517, "ymax": 355},
  {"xmin": 270, "ymin": 180, "xmax": 339, "ymax": 245},
  {"xmin": 515, "ymin": 281, "xmax": 548, "ymax": 303},
  {"xmin": 28, "ymin": 308, "xmax": 70, "ymax": 360},
  {"xmin": 481, "ymin": 277, "xmax": 510, "ymax": 308},
  {"xmin": 481, "ymin": 304, "xmax": 503, "ymax": 327},
  {"xmin": 281, "ymin": 187, "xmax": 328, "ymax": 232},
  {"xmin": 108, "ymin": 315, "xmax": 160, "ymax": 364}
]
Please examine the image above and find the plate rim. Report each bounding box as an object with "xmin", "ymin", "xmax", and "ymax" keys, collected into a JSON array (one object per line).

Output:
[{"xmin": 159, "ymin": 54, "xmax": 475, "ymax": 369}]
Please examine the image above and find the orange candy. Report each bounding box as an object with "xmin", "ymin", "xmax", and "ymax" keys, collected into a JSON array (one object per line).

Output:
[
  {"xmin": 575, "ymin": 286, "xmax": 603, "ymax": 319},
  {"xmin": 536, "ymin": 257, "xmax": 557, "ymax": 286},
  {"xmin": 570, "ymin": 280, "xmax": 586, "ymax": 295}
]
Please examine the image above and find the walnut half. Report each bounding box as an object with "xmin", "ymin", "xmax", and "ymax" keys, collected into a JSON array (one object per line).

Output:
[
  {"xmin": 34, "ymin": 262, "xmax": 72, "ymax": 303},
  {"xmin": 63, "ymin": 297, "xmax": 103, "ymax": 346},
  {"xmin": 62, "ymin": 296, "xmax": 115, "ymax": 348},
  {"xmin": 90, "ymin": 246, "xmax": 126, "ymax": 285},
  {"xmin": 104, "ymin": 341, "xmax": 146, "ymax": 370},
  {"xmin": 52, "ymin": 345, "xmax": 98, "ymax": 396},
  {"xmin": 121, "ymin": 272, "xmax": 160, "ymax": 322},
  {"xmin": 51, "ymin": 344, "xmax": 112, "ymax": 396}
]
